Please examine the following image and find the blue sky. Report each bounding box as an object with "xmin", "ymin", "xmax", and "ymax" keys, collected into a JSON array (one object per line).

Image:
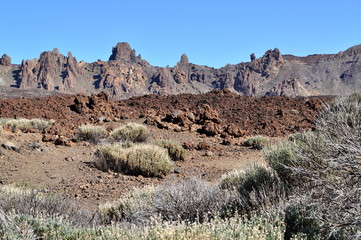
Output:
[{"xmin": 1, "ymin": 0, "xmax": 361, "ymax": 67}]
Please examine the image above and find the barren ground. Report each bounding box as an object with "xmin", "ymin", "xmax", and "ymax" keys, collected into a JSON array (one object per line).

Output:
[{"xmin": 0, "ymin": 90, "xmax": 332, "ymax": 209}]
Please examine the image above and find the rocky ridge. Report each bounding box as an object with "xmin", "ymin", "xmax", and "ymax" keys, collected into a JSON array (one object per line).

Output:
[{"xmin": 1, "ymin": 43, "xmax": 361, "ymax": 98}]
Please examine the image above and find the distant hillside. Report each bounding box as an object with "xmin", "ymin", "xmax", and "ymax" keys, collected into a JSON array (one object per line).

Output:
[{"xmin": 1, "ymin": 43, "xmax": 361, "ymax": 99}]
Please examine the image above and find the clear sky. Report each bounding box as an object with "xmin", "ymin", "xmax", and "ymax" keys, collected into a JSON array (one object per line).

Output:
[{"xmin": 1, "ymin": 0, "xmax": 361, "ymax": 68}]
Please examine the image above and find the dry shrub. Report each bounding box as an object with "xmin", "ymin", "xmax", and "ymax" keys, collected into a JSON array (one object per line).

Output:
[
  {"xmin": 243, "ymin": 135, "xmax": 269, "ymax": 149},
  {"xmin": 262, "ymin": 140, "xmax": 298, "ymax": 185},
  {"xmin": 0, "ymin": 185, "xmax": 97, "ymax": 227},
  {"xmin": 77, "ymin": 124, "xmax": 108, "ymax": 143},
  {"xmin": 153, "ymin": 177, "xmax": 228, "ymax": 223},
  {"xmin": 100, "ymin": 178, "xmax": 228, "ymax": 224},
  {"xmin": 221, "ymin": 165, "xmax": 286, "ymax": 215},
  {"xmin": 95, "ymin": 144, "xmax": 173, "ymax": 177},
  {"xmin": 265, "ymin": 92, "xmax": 361, "ymax": 238},
  {"xmin": 99, "ymin": 186, "xmax": 155, "ymax": 224},
  {"xmin": 110, "ymin": 123, "xmax": 149, "ymax": 142},
  {"xmin": 152, "ymin": 139, "xmax": 187, "ymax": 161},
  {"xmin": 2, "ymin": 118, "xmax": 55, "ymax": 132}
]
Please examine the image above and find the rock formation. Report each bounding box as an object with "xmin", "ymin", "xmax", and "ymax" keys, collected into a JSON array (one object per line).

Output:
[
  {"xmin": 18, "ymin": 49, "xmax": 84, "ymax": 91},
  {"xmin": 0, "ymin": 54, "xmax": 11, "ymax": 66},
  {"xmin": 1, "ymin": 42, "xmax": 361, "ymax": 98}
]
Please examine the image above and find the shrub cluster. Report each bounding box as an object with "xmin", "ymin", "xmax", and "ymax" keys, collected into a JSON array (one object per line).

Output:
[
  {"xmin": 0, "ymin": 118, "xmax": 55, "ymax": 132},
  {"xmin": 99, "ymin": 177, "xmax": 228, "ymax": 224},
  {"xmin": 262, "ymin": 92, "xmax": 361, "ymax": 238},
  {"xmin": 0, "ymin": 185, "xmax": 97, "ymax": 227}
]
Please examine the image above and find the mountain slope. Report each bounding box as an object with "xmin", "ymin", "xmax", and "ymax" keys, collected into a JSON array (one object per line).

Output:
[{"xmin": 1, "ymin": 43, "xmax": 361, "ymax": 98}]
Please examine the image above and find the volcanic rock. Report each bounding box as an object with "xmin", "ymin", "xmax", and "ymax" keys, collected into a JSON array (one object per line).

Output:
[
  {"xmin": 109, "ymin": 42, "xmax": 139, "ymax": 63},
  {"xmin": 0, "ymin": 54, "xmax": 11, "ymax": 66},
  {"xmin": 3, "ymin": 42, "xmax": 361, "ymax": 99}
]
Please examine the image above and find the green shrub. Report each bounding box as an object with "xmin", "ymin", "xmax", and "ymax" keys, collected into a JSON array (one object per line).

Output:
[
  {"xmin": 244, "ymin": 135, "xmax": 269, "ymax": 149},
  {"xmin": 0, "ymin": 210, "xmax": 287, "ymax": 240},
  {"xmin": 0, "ymin": 125, "xmax": 3, "ymax": 136},
  {"xmin": 153, "ymin": 178, "xmax": 228, "ymax": 223},
  {"xmin": 99, "ymin": 186, "xmax": 155, "ymax": 224},
  {"xmin": 0, "ymin": 185, "xmax": 96, "ymax": 227},
  {"xmin": 221, "ymin": 165, "xmax": 286, "ymax": 215},
  {"xmin": 2, "ymin": 118, "xmax": 55, "ymax": 132},
  {"xmin": 95, "ymin": 144, "xmax": 173, "ymax": 177},
  {"xmin": 284, "ymin": 202, "xmax": 324, "ymax": 240},
  {"xmin": 77, "ymin": 124, "xmax": 108, "ymax": 143},
  {"xmin": 110, "ymin": 123, "xmax": 149, "ymax": 142},
  {"xmin": 152, "ymin": 139, "xmax": 187, "ymax": 161},
  {"xmin": 262, "ymin": 140, "xmax": 298, "ymax": 185}
]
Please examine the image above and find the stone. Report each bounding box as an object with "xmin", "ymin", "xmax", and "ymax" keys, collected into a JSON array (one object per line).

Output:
[
  {"xmin": 0, "ymin": 54, "xmax": 11, "ymax": 66},
  {"xmin": 179, "ymin": 54, "xmax": 189, "ymax": 64},
  {"xmin": 1, "ymin": 141, "xmax": 20, "ymax": 152},
  {"xmin": 109, "ymin": 42, "xmax": 138, "ymax": 62}
]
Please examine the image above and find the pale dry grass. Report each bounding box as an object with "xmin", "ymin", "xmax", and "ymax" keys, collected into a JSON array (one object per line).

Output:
[
  {"xmin": 110, "ymin": 123, "xmax": 150, "ymax": 142},
  {"xmin": 95, "ymin": 144, "xmax": 173, "ymax": 177},
  {"xmin": 77, "ymin": 124, "xmax": 108, "ymax": 143}
]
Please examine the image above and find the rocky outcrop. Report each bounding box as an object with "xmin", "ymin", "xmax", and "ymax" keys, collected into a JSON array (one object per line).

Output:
[
  {"xmin": 3, "ymin": 42, "xmax": 361, "ymax": 98},
  {"xmin": 0, "ymin": 54, "xmax": 11, "ymax": 66},
  {"xmin": 18, "ymin": 49, "xmax": 84, "ymax": 91},
  {"xmin": 109, "ymin": 42, "xmax": 140, "ymax": 63}
]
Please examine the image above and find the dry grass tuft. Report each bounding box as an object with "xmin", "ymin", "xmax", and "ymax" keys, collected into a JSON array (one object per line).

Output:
[
  {"xmin": 95, "ymin": 144, "xmax": 173, "ymax": 177},
  {"xmin": 77, "ymin": 124, "xmax": 108, "ymax": 143},
  {"xmin": 152, "ymin": 139, "xmax": 187, "ymax": 161},
  {"xmin": 110, "ymin": 123, "xmax": 149, "ymax": 142}
]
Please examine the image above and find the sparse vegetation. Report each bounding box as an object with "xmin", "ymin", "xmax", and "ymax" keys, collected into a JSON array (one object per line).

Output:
[
  {"xmin": 152, "ymin": 139, "xmax": 187, "ymax": 161},
  {"xmin": 0, "ymin": 185, "xmax": 97, "ymax": 227},
  {"xmin": 0, "ymin": 118, "xmax": 55, "ymax": 132},
  {"xmin": 221, "ymin": 165, "xmax": 286, "ymax": 215},
  {"xmin": 244, "ymin": 135, "xmax": 269, "ymax": 149},
  {"xmin": 99, "ymin": 185, "xmax": 156, "ymax": 224},
  {"xmin": 263, "ymin": 92, "xmax": 361, "ymax": 238},
  {"xmin": 95, "ymin": 144, "xmax": 173, "ymax": 177},
  {"xmin": 0, "ymin": 209, "xmax": 287, "ymax": 240},
  {"xmin": 262, "ymin": 140, "xmax": 298, "ymax": 185},
  {"xmin": 77, "ymin": 124, "xmax": 108, "ymax": 143},
  {"xmin": 110, "ymin": 123, "xmax": 150, "ymax": 142},
  {"xmin": 153, "ymin": 178, "xmax": 228, "ymax": 223}
]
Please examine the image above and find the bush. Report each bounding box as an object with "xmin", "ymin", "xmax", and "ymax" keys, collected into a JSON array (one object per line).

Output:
[
  {"xmin": 243, "ymin": 135, "xmax": 269, "ymax": 149},
  {"xmin": 77, "ymin": 124, "xmax": 108, "ymax": 143},
  {"xmin": 0, "ymin": 210, "xmax": 287, "ymax": 240},
  {"xmin": 100, "ymin": 178, "xmax": 228, "ymax": 224},
  {"xmin": 110, "ymin": 123, "xmax": 149, "ymax": 142},
  {"xmin": 262, "ymin": 140, "xmax": 298, "ymax": 185},
  {"xmin": 2, "ymin": 118, "xmax": 55, "ymax": 132},
  {"xmin": 271, "ymin": 92, "xmax": 361, "ymax": 238},
  {"xmin": 95, "ymin": 144, "xmax": 173, "ymax": 177},
  {"xmin": 99, "ymin": 186, "xmax": 155, "ymax": 224},
  {"xmin": 152, "ymin": 139, "xmax": 187, "ymax": 161},
  {"xmin": 0, "ymin": 125, "xmax": 3, "ymax": 136},
  {"xmin": 221, "ymin": 165, "xmax": 286, "ymax": 215},
  {"xmin": 283, "ymin": 202, "xmax": 324, "ymax": 240},
  {"xmin": 153, "ymin": 177, "xmax": 228, "ymax": 223},
  {"xmin": 0, "ymin": 185, "xmax": 97, "ymax": 227}
]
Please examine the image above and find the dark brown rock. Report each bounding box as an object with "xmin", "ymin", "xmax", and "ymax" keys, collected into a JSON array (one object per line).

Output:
[
  {"xmin": 0, "ymin": 54, "xmax": 11, "ymax": 66},
  {"xmin": 109, "ymin": 42, "xmax": 138, "ymax": 63}
]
